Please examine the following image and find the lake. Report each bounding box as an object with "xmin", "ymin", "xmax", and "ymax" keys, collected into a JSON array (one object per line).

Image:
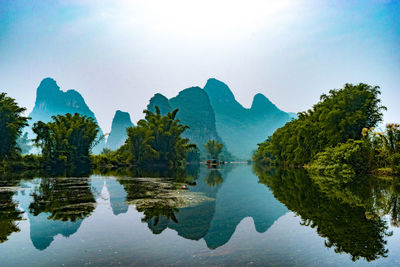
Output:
[{"xmin": 1, "ymin": 164, "xmax": 400, "ymax": 266}]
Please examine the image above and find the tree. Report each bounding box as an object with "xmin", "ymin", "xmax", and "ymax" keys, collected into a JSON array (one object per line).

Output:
[
  {"xmin": 122, "ymin": 107, "xmax": 196, "ymax": 167},
  {"xmin": 309, "ymin": 139, "xmax": 373, "ymax": 178},
  {"xmin": 204, "ymin": 140, "xmax": 223, "ymax": 160},
  {"xmin": 254, "ymin": 83, "xmax": 386, "ymax": 166},
  {"xmin": 0, "ymin": 93, "xmax": 30, "ymax": 160},
  {"xmin": 32, "ymin": 113, "xmax": 99, "ymax": 170}
]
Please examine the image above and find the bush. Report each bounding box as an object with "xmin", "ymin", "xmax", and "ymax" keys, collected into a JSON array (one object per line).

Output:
[{"xmin": 309, "ymin": 139, "xmax": 373, "ymax": 178}]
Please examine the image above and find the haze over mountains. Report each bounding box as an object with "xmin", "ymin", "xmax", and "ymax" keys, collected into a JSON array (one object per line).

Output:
[
  {"xmin": 28, "ymin": 77, "xmax": 293, "ymax": 158},
  {"xmin": 28, "ymin": 78, "xmax": 106, "ymax": 154},
  {"xmin": 204, "ymin": 79, "xmax": 292, "ymax": 158},
  {"xmin": 106, "ymin": 110, "xmax": 134, "ymax": 151},
  {"xmin": 147, "ymin": 87, "xmax": 221, "ymax": 155}
]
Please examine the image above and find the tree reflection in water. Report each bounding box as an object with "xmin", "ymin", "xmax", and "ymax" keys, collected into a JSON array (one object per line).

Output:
[
  {"xmin": 29, "ymin": 177, "xmax": 96, "ymax": 222},
  {"xmin": 114, "ymin": 166, "xmax": 196, "ymax": 226},
  {"xmin": 0, "ymin": 178, "xmax": 24, "ymax": 243},
  {"xmin": 255, "ymin": 165, "xmax": 394, "ymax": 262},
  {"xmin": 205, "ymin": 169, "xmax": 223, "ymax": 187}
]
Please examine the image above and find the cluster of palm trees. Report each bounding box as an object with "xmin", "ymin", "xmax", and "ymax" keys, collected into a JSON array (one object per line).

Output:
[
  {"xmin": 32, "ymin": 113, "xmax": 99, "ymax": 170},
  {"xmin": 119, "ymin": 107, "xmax": 196, "ymax": 167}
]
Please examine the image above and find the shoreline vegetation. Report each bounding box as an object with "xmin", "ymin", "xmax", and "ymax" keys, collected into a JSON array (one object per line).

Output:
[
  {"xmin": 253, "ymin": 83, "xmax": 399, "ymax": 179},
  {"xmin": 1, "ymin": 83, "xmax": 399, "ymax": 180},
  {"xmin": 0, "ymin": 92, "xmax": 227, "ymax": 176}
]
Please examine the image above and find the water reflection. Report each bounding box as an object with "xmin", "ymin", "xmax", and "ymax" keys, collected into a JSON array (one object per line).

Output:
[
  {"xmin": 254, "ymin": 165, "xmax": 395, "ymax": 262},
  {"xmin": 4, "ymin": 164, "xmax": 400, "ymax": 264},
  {"xmin": 138, "ymin": 166, "xmax": 220, "ymax": 241},
  {"xmin": 18, "ymin": 177, "xmax": 95, "ymax": 250},
  {"xmin": 205, "ymin": 169, "xmax": 224, "ymax": 187},
  {"xmin": 204, "ymin": 165, "xmax": 288, "ymax": 249},
  {"xmin": 117, "ymin": 165, "xmax": 288, "ymax": 249},
  {"xmin": 0, "ymin": 177, "xmax": 24, "ymax": 243},
  {"xmin": 29, "ymin": 177, "xmax": 96, "ymax": 221}
]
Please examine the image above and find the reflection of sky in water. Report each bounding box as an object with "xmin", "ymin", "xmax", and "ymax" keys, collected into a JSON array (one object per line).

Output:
[{"xmin": 1, "ymin": 164, "xmax": 400, "ymax": 266}]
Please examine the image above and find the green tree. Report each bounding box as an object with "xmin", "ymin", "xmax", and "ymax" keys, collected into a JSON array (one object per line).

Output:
[
  {"xmin": 122, "ymin": 107, "xmax": 196, "ymax": 167},
  {"xmin": 205, "ymin": 140, "xmax": 223, "ymax": 160},
  {"xmin": 310, "ymin": 124, "xmax": 400, "ymax": 178},
  {"xmin": 32, "ymin": 113, "xmax": 99, "ymax": 170},
  {"xmin": 0, "ymin": 93, "xmax": 30, "ymax": 161},
  {"xmin": 309, "ymin": 139, "xmax": 374, "ymax": 178},
  {"xmin": 254, "ymin": 83, "xmax": 386, "ymax": 166}
]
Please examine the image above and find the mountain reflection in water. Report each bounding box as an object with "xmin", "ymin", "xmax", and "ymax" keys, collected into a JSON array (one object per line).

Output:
[{"xmin": 1, "ymin": 164, "xmax": 400, "ymax": 265}]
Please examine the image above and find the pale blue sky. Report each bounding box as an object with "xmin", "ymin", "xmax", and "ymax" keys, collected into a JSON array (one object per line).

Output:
[{"xmin": 0, "ymin": 0, "xmax": 399, "ymax": 133}]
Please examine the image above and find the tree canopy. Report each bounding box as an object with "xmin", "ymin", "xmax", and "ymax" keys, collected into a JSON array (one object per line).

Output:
[
  {"xmin": 32, "ymin": 113, "xmax": 99, "ymax": 170},
  {"xmin": 117, "ymin": 107, "xmax": 196, "ymax": 167},
  {"xmin": 310, "ymin": 124, "xmax": 400, "ymax": 177},
  {"xmin": 0, "ymin": 93, "xmax": 30, "ymax": 161},
  {"xmin": 204, "ymin": 140, "xmax": 223, "ymax": 160},
  {"xmin": 254, "ymin": 83, "xmax": 386, "ymax": 166}
]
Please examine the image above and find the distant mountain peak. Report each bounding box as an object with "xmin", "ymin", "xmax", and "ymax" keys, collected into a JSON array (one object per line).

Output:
[
  {"xmin": 178, "ymin": 86, "xmax": 203, "ymax": 93},
  {"xmin": 145, "ymin": 85, "xmax": 220, "ymax": 154},
  {"xmin": 204, "ymin": 78, "xmax": 236, "ymax": 102},
  {"xmin": 106, "ymin": 110, "xmax": 134, "ymax": 150},
  {"xmin": 175, "ymin": 86, "xmax": 207, "ymax": 99},
  {"xmin": 29, "ymin": 77, "xmax": 105, "ymax": 153},
  {"xmin": 250, "ymin": 93, "xmax": 279, "ymax": 113},
  {"xmin": 147, "ymin": 93, "xmax": 171, "ymax": 115},
  {"xmin": 35, "ymin": 77, "xmax": 60, "ymax": 102},
  {"xmin": 111, "ymin": 110, "xmax": 133, "ymax": 128}
]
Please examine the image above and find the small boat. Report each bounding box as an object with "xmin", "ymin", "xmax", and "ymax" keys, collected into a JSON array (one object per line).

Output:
[{"xmin": 207, "ymin": 159, "xmax": 219, "ymax": 168}]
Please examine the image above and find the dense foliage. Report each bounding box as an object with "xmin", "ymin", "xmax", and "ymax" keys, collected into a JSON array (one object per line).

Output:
[
  {"xmin": 310, "ymin": 124, "xmax": 400, "ymax": 177},
  {"xmin": 106, "ymin": 107, "xmax": 196, "ymax": 168},
  {"xmin": 0, "ymin": 93, "xmax": 30, "ymax": 161},
  {"xmin": 254, "ymin": 83, "xmax": 386, "ymax": 166},
  {"xmin": 32, "ymin": 113, "xmax": 99, "ymax": 170},
  {"xmin": 204, "ymin": 140, "xmax": 223, "ymax": 160}
]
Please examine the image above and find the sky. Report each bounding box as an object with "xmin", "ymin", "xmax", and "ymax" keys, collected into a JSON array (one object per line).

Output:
[{"xmin": 0, "ymin": 0, "xmax": 399, "ymax": 133}]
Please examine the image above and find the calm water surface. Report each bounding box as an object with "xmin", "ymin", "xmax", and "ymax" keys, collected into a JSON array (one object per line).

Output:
[{"xmin": 1, "ymin": 164, "xmax": 400, "ymax": 266}]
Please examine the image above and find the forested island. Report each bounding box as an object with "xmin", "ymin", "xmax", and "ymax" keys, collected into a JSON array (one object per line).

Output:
[{"xmin": 253, "ymin": 83, "xmax": 400, "ymax": 178}]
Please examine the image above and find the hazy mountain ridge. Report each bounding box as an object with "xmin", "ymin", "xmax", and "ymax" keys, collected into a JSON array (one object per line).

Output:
[
  {"xmin": 203, "ymin": 78, "xmax": 292, "ymax": 159},
  {"xmin": 106, "ymin": 110, "xmax": 134, "ymax": 151},
  {"xmin": 147, "ymin": 87, "xmax": 221, "ymax": 155},
  {"xmin": 28, "ymin": 78, "xmax": 106, "ymax": 153},
  {"xmin": 27, "ymin": 77, "xmax": 291, "ymax": 157}
]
